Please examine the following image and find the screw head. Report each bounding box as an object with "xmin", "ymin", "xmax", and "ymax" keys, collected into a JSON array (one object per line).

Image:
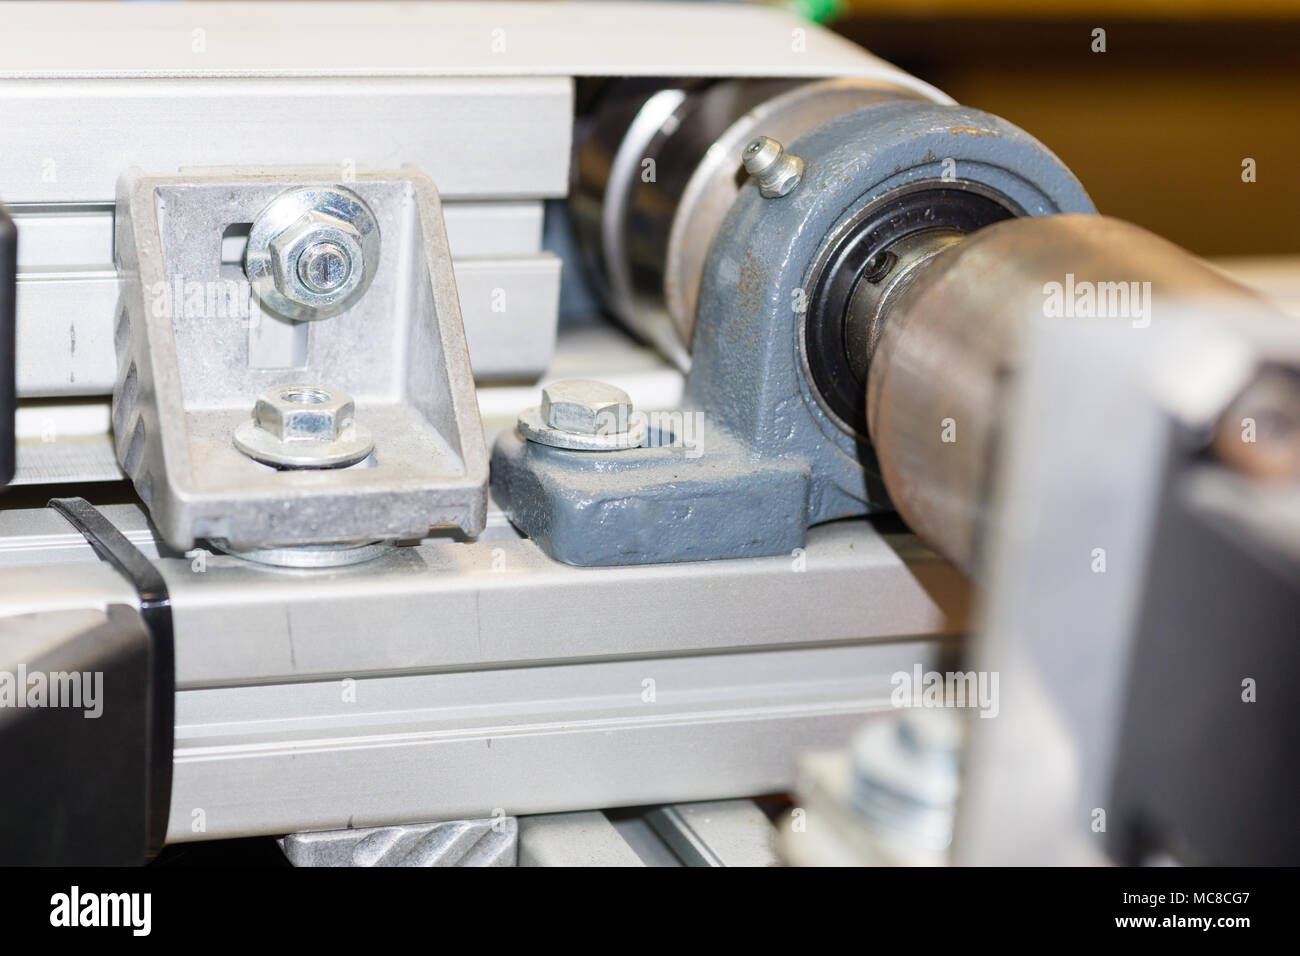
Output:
[
  {"xmin": 297, "ymin": 241, "xmax": 352, "ymax": 293},
  {"xmin": 268, "ymin": 210, "xmax": 366, "ymax": 309},
  {"xmin": 540, "ymin": 380, "xmax": 633, "ymax": 435}
]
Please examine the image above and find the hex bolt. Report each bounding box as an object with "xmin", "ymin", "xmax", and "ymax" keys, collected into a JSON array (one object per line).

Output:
[
  {"xmin": 742, "ymin": 135, "xmax": 804, "ymax": 199},
  {"xmin": 541, "ymin": 379, "xmax": 634, "ymax": 436},
  {"xmin": 244, "ymin": 186, "xmax": 381, "ymax": 321},
  {"xmin": 233, "ymin": 383, "xmax": 375, "ymax": 469},
  {"xmin": 516, "ymin": 379, "xmax": 648, "ymax": 451},
  {"xmin": 297, "ymin": 241, "xmax": 352, "ymax": 294},
  {"xmin": 849, "ymin": 709, "xmax": 963, "ymax": 862}
]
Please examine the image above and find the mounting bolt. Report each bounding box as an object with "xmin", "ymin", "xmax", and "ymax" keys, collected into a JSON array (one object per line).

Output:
[
  {"xmin": 516, "ymin": 379, "xmax": 647, "ymax": 451},
  {"xmin": 297, "ymin": 241, "xmax": 352, "ymax": 294},
  {"xmin": 742, "ymin": 136, "xmax": 804, "ymax": 199},
  {"xmin": 542, "ymin": 380, "xmax": 634, "ymax": 435},
  {"xmin": 233, "ymin": 383, "xmax": 375, "ymax": 469},
  {"xmin": 850, "ymin": 709, "xmax": 963, "ymax": 863},
  {"xmin": 245, "ymin": 186, "xmax": 381, "ymax": 321}
]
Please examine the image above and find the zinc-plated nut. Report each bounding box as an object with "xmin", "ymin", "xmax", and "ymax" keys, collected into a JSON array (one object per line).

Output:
[
  {"xmin": 245, "ymin": 186, "xmax": 381, "ymax": 321},
  {"xmin": 255, "ymin": 384, "xmax": 354, "ymax": 442},
  {"xmin": 517, "ymin": 379, "xmax": 647, "ymax": 451},
  {"xmin": 233, "ymin": 384, "xmax": 375, "ymax": 469},
  {"xmin": 269, "ymin": 212, "xmax": 363, "ymax": 304},
  {"xmin": 742, "ymin": 135, "xmax": 804, "ymax": 199}
]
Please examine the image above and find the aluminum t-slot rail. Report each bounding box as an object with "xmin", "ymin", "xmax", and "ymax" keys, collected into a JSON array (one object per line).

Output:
[{"xmin": 0, "ymin": 501, "xmax": 966, "ymax": 842}]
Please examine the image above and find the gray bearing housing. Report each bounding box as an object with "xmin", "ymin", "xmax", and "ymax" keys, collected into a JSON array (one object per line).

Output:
[{"xmin": 492, "ymin": 101, "xmax": 1095, "ymax": 566}]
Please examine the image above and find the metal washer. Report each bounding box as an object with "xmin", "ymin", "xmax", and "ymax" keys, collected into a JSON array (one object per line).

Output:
[
  {"xmin": 233, "ymin": 418, "xmax": 375, "ymax": 470},
  {"xmin": 210, "ymin": 538, "xmax": 396, "ymax": 569},
  {"xmin": 516, "ymin": 407, "xmax": 647, "ymax": 451}
]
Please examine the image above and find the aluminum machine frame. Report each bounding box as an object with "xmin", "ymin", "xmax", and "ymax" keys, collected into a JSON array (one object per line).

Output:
[{"xmin": 2, "ymin": 3, "xmax": 1295, "ymax": 867}]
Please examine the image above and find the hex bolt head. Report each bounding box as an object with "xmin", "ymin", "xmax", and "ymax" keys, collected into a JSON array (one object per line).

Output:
[
  {"xmin": 742, "ymin": 135, "xmax": 804, "ymax": 199},
  {"xmin": 541, "ymin": 380, "xmax": 634, "ymax": 435},
  {"xmin": 297, "ymin": 241, "xmax": 352, "ymax": 293}
]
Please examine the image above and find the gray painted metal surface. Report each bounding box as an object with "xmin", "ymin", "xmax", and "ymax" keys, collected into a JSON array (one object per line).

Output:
[{"xmin": 493, "ymin": 101, "xmax": 1094, "ymax": 566}]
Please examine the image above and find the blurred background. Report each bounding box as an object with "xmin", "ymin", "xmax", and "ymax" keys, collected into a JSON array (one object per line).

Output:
[{"xmin": 793, "ymin": 0, "xmax": 1300, "ymax": 258}]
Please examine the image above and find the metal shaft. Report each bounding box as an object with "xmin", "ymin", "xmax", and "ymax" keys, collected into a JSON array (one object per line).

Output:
[{"xmin": 864, "ymin": 214, "xmax": 1279, "ymax": 575}]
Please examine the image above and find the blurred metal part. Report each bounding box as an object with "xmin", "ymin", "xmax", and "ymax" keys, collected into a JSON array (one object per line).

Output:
[
  {"xmin": 866, "ymin": 214, "xmax": 1278, "ymax": 575},
  {"xmin": 645, "ymin": 800, "xmax": 780, "ymax": 867},
  {"xmin": 163, "ymin": 640, "xmax": 940, "ymax": 843},
  {"xmin": 1213, "ymin": 365, "xmax": 1300, "ymax": 481},
  {"xmin": 280, "ymin": 818, "xmax": 517, "ymax": 867},
  {"xmin": 950, "ymin": 300, "xmax": 1299, "ymax": 865},
  {"xmin": 849, "ymin": 709, "xmax": 962, "ymax": 862},
  {"xmin": 518, "ymin": 811, "xmax": 649, "ymax": 867},
  {"xmin": 780, "ymin": 708, "xmax": 964, "ymax": 868},
  {"xmin": 0, "ymin": 3, "xmax": 948, "ymax": 98},
  {"xmin": 0, "ymin": 606, "xmax": 154, "ymax": 864},
  {"xmin": 0, "ymin": 203, "xmax": 12, "ymax": 487},
  {"xmin": 571, "ymin": 77, "xmax": 934, "ymax": 366},
  {"xmin": 518, "ymin": 802, "xmax": 779, "ymax": 867}
]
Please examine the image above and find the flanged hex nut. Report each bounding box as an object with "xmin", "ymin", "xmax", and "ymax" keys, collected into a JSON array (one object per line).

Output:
[
  {"xmin": 245, "ymin": 186, "xmax": 381, "ymax": 321},
  {"xmin": 256, "ymin": 384, "xmax": 355, "ymax": 441},
  {"xmin": 269, "ymin": 212, "xmax": 364, "ymax": 304},
  {"xmin": 233, "ymin": 384, "xmax": 375, "ymax": 469}
]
